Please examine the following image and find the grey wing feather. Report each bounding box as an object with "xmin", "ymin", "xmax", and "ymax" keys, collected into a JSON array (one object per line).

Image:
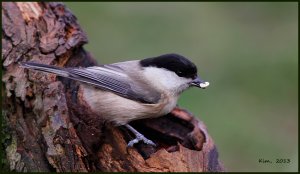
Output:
[
  {"xmin": 69, "ymin": 68, "xmax": 130, "ymax": 96},
  {"xmin": 69, "ymin": 66, "xmax": 159, "ymax": 103}
]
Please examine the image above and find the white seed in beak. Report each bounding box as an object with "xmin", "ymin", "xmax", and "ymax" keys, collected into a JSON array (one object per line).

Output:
[{"xmin": 199, "ymin": 81, "xmax": 210, "ymax": 88}]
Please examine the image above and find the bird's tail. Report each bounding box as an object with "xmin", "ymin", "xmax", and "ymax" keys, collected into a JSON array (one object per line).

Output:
[{"xmin": 19, "ymin": 62, "xmax": 70, "ymax": 77}]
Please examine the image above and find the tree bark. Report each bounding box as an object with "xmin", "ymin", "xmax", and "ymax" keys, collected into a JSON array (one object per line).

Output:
[{"xmin": 2, "ymin": 2, "xmax": 225, "ymax": 172}]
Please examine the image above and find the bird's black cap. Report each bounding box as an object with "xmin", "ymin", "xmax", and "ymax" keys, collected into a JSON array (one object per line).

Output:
[{"xmin": 140, "ymin": 53, "xmax": 198, "ymax": 79}]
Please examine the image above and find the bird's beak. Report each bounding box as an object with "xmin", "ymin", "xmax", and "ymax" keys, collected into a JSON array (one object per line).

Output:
[{"xmin": 190, "ymin": 76, "xmax": 210, "ymax": 89}]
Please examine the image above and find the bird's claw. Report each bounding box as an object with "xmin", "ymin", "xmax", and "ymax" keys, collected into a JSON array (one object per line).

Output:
[
  {"xmin": 127, "ymin": 134, "xmax": 156, "ymax": 147},
  {"xmin": 125, "ymin": 124, "xmax": 156, "ymax": 147}
]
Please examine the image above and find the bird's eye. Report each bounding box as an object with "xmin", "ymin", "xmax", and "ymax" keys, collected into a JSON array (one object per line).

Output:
[{"xmin": 177, "ymin": 71, "xmax": 183, "ymax": 75}]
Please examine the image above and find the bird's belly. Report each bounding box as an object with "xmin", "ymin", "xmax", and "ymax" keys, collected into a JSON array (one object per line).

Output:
[{"xmin": 79, "ymin": 85, "xmax": 176, "ymax": 125}]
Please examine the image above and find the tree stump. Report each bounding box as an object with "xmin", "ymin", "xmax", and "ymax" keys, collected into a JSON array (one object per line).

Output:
[{"xmin": 2, "ymin": 2, "xmax": 225, "ymax": 172}]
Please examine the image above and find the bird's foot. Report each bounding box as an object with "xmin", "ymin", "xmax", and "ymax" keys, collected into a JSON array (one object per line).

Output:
[
  {"xmin": 127, "ymin": 133, "xmax": 156, "ymax": 147},
  {"xmin": 125, "ymin": 124, "xmax": 156, "ymax": 147}
]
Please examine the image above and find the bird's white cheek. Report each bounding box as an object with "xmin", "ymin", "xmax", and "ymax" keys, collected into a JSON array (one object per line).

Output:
[{"xmin": 143, "ymin": 67, "xmax": 190, "ymax": 95}]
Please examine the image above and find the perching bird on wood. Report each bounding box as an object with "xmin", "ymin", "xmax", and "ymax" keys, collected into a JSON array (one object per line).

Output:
[{"xmin": 20, "ymin": 53, "xmax": 209, "ymax": 147}]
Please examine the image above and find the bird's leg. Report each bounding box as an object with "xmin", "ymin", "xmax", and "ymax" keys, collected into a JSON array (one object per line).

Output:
[{"xmin": 125, "ymin": 124, "xmax": 156, "ymax": 147}]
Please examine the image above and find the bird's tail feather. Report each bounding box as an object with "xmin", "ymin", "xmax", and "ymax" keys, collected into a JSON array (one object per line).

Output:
[{"xmin": 19, "ymin": 62, "xmax": 70, "ymax": 77}]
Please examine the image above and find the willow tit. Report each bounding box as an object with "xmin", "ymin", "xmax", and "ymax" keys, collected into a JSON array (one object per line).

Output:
[{"xmin": 20, "ymin": 53, "xmax": 209, "ymax": 147}]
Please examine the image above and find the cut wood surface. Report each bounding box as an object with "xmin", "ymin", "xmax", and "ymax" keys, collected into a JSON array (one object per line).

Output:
[{"xmin": 2, "ymin": 2, "xmax": 225, "ymax": 172}]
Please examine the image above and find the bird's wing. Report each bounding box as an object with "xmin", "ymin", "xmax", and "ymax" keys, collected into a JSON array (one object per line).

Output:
[
  {"xmin": 69, "ymin": 66, "xmax": 133, "ymax": 99},
  {"xmin": 20, "ymin": 62, "xmax": 160, "ymax": 104}
]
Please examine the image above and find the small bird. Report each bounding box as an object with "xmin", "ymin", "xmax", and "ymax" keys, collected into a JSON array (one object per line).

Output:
[{"xmin": 20, "ymin": 53, "xmax": 209, "ymax": 147}]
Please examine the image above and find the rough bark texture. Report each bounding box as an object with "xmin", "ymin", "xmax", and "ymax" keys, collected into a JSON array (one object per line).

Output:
[{"xmin": 2, "ymin": 2, "xmax": 225, "ymax": 172}]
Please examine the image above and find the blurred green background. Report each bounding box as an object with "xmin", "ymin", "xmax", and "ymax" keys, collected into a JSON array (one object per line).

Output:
[{"xmin": 65, "ymin": 2, "xmax": 298, "ymax": 172}]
